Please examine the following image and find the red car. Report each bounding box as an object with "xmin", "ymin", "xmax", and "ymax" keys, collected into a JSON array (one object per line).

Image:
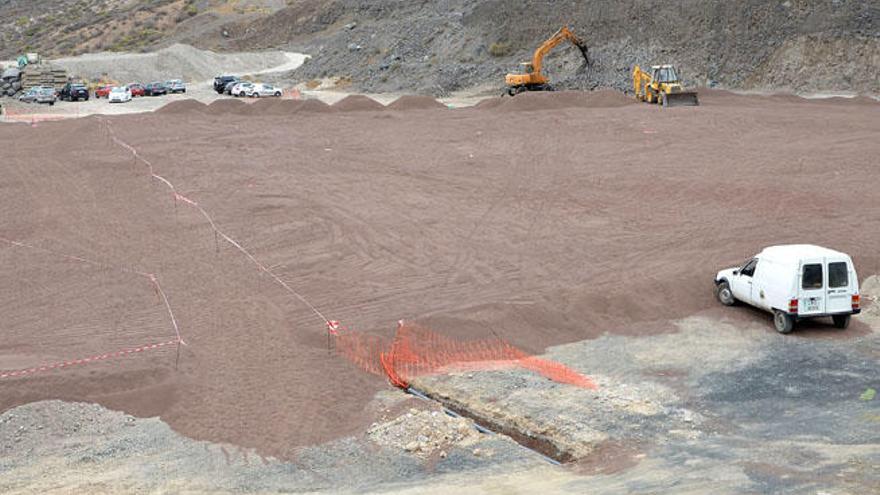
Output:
[
  {"xmin": 94, "ymin": 85, "xmax": 112, "ymax": 98},
  {"xmin": 127, "ymin": 83, "xmax": 145, "ymax": 97}
]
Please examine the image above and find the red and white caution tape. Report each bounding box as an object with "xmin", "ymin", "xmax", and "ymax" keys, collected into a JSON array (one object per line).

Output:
[{"xmin": 0, "ymin": 339, "xmax": 179, "ymax": 379}]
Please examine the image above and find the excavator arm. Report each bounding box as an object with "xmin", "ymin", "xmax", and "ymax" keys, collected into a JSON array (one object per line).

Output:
[
  {"xmin": 529, "ymin": 26, "xmax": 590, "ymax": 76},
  {"xmin": 632, "ymin": 65, "xmax": 652, "ymax": 101},
  {"xmin": 505, "ymin": 25, "xmax": 590, "ymax": 94}
]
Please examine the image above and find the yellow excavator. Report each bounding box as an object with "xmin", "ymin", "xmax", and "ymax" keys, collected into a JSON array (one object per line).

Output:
[
  {"xmin": 632, "ymin": 64, "xmax": 699, "ymax": 107},
  {"xmin": 505, "ymin": 26, "xmax": 589, "ymax": 96}
]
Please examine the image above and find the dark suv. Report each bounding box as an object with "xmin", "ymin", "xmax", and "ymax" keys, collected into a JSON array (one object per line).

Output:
[
  {"xmin": 60, "ymin": 82, "xmax": 90, "ymax": 102},
  {"xmin": 144, "ymin": 82, "xmax": 168, "ymax": 96},
  {"xmin": 214, "ymin": 75, "xmax": 239, "ymax": 94}
]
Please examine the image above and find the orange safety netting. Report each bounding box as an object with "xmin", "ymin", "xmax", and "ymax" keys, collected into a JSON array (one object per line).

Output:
[{"xmin": 332, "ymin": 321, "xmax": 596, "ymax": 390}]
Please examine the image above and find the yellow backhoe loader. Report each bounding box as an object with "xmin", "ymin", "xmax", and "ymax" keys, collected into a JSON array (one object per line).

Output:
[
  {"xmin": 632, "ymin": 64, "xmax": 699, "ymax": 107},
  {"xmin": 504, "ymin": 26, "xmax": 589, "ymax": 96}
]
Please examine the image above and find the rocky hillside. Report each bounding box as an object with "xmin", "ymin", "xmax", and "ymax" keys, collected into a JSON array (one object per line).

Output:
[
  {"xmin": 234, "ymin": 0, "xmax": 879, "ymax": 95},
  {"xmin": 0, "ymin": 0, "xmax": 284, "ymax": 59},
  {"xmin": 3, "ymin": 0, "xmax": 877, "ymax": 95}
]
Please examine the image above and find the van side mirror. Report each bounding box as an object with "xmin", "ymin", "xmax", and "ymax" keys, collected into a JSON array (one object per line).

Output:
[{"xmin": 733, "ymin": 270, "xmax": 739, "ymax": 276}]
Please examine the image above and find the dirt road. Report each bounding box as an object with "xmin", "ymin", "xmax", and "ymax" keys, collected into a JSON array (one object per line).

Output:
[{"xmin": 0, "ymin": 90, "xmax": 878, "ymax": 465}]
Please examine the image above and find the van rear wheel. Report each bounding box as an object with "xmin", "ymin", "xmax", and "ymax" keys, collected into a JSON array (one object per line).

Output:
[
  {"xmin": 832, "ymin": 314, "xmax": 850, "ymax": 329},
  {"xmin": 774, "ymin": 310, "xmax": 794, "ymax": 334},
  {"xmin": 715, "ymin": 281, "xmax": 735, "ymax": 306}
]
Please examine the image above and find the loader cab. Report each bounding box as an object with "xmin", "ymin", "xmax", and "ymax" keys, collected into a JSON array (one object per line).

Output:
[{"xmin": 652, "ymin": 65, "xmax": 679, "ymax": 84}]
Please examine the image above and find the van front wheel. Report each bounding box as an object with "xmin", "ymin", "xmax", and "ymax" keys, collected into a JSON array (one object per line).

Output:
[
  {"xmin": 832, "ymin": 314, "xmax": 850, "ymax": 329},
  {"xmin": 715, "ymin": 281, "xmax": 735, "ymax": 306},
  {"xmin": 774, "ymin": 310, "xmax": 794, "ymax": 334}
]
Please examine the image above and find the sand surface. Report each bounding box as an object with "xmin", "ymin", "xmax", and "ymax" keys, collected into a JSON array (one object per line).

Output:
[{"xmin": 0, "ymin": 90, "xmax": 877, "ymax": 460}]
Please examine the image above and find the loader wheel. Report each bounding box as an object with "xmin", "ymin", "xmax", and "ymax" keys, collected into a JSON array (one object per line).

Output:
[
  {"xmin": 774, "ymin": 310, "xmax": 794, "ymax": 334},
  {"xmin": 832, "ymin": 314, "xmax": 850, "ymax": 329},
  {"xmin": 715, "ymin": 281, "xmax": 735, "ymax": 306}
]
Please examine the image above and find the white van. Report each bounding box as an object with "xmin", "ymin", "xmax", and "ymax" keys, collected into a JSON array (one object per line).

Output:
[{"xmin": 714, "ymin": 245, "xmax": 860, "ymax": 333}]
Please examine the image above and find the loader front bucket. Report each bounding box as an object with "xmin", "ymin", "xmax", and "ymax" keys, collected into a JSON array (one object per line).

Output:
[{"xmin": 662, "ymin": 91, "xmax": 699, "ymax": 107}]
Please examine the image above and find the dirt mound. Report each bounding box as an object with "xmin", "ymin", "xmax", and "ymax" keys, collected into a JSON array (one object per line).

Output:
[
  {"xmin": 294, "ymin": 98, "xmax": 334, "ymax": 113},
  {"xmin": 271, "ymin": 99, "xmax": 306, "ymax": 114},
  {"xmin": 332, "ymin": 95, "xmax": 385, "ymax": 112},
  {"xmin": 239, "ymin": 98, "xmax": 287, "ymax": 115},
  {"xmin": 205, "ymin": 98, "xmax": 248, "ymax": 115},
  {"xmin": 494, "ymin": 90, "xmax": 634, "ymax": 112},
  {"xmin": 386, "ymin": 95, "xmax": 447, "ymax": 111},
  {"xmin": 156, "ymin": 99, "xmax": 208, "ymax": 115}
]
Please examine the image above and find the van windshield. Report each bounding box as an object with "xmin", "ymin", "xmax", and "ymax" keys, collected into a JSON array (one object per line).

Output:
[
  {"xmin": 828, "ymin": 262, "xmax": 848, "ymax": 288},
  {"xmin": 802, "ymin": 264, "xmax": 823, "ymax": 289}
]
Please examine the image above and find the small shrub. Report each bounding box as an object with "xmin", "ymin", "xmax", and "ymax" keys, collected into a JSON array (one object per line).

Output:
[
  {"xmin": 15, "ymin": 16, "xmax": 29, "ymax": 27},
  {"xmin": 488, "ymin": 42, "xmax": 511, "ymax": 57},
  {"xmin": 185, "ymin": 5, "xmax": 198, "ymax": 16}
]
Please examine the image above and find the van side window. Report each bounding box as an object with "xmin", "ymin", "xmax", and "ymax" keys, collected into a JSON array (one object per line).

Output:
[
  {"xmin": 828, "ymin": 262, "xmax": 848, "ymax": 288},
  {"xmin": 802, "ymin": 264, "xmax": 823, "ymax": 289},
  {"xmin": 740, "ymin": 259, "xmax": 758, "ymax": 277}
]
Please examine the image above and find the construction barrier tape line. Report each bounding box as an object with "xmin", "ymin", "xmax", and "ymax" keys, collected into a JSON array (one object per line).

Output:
[{"xmin": 0, "ymin": 339, "xmax": 179, "ymax": 379}]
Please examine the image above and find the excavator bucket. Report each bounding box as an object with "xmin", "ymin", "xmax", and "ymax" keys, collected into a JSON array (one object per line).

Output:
[{"xmin": 662, "ymin": 91, "xmax": 699, "ymax": 107}]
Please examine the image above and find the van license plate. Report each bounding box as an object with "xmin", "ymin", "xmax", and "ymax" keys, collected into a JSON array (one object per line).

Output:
[{"xmin": 805, "ymin": 298, "xmax": 820, "ymax": 312}]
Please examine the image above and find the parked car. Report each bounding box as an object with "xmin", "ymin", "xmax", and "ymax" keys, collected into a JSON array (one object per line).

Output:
[
  {"xmin": 18, "ymin": 86, "xmax": 56, "ymax": 105},
  {"xmin": 108, "ymin": 86, "xmax": 132, "ymax": 103},
  {"xmin": 231, "ymin": 82, "xmax": 254, "ymax": 97},
  {"xmin": 60, "ymin": 82, "xmax": 90, "ymax": 101},
  {"xmin": 214, "ymin": 75, "xmax": 239, "ymax": 94},
  {"xmin": 248, "ymin": 83, "xmax": 283, "ymax": 98},
  {"xmin": 127, "ymin": 83, "xmax": 145, "ymax": 97},
  {"xmin": 94, "ymin": 85, "xmax": 113, "ymax": 98},
  {"xmin": 223, "ymin": 80, "xmax": 239, "ymax": 95},
  {"xmin": 144, "ymin": 82, "xmax": 168, "ymax": 96},
  {"xmin": 714, "ymin": 245, "xmax": 860, "ymax": 334},
  {"xmin": 166, "ymin": 79, "xmax": 186, "ymax": 94}
]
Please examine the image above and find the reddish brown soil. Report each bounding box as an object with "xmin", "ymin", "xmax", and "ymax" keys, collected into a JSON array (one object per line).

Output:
[
  {"xmin": 332, "ymin": 95, "xmax": 386, "ymax": 112},
  {"xmin": 205, "ymin": 98, "xmax": 247, "ymax": 114},
  {"xmin": 386, "ymin": 95, "xmax": 447, "ymax": 110},
  {"xmin": 157, "ymin": 100, "xmax": 208, "ymax": 115},
  {"xmin": 494, "ymin": 89, "xmax": 636, "ymax": 112},
  {"xmin": 0, "ymin": 90, "xmax": 877, "ymax": 460},
  {"xmin": 296, "ymin": 98, "xmax": 334, "ymax": 113}
]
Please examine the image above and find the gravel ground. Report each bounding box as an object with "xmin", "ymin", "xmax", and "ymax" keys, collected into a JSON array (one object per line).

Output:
[
  {"xmin": 51, "ymin": 44, "xmax": 302, "ymax": 85},
  {"xmin": 2, "ymin": 295, "xmax": 876, "ymax": 494},
  {"xmin": 0, "ymin": 392, "xmax": 535, "ymax": 495},
  {"xmin": 409, "ymin": 279, "xmax": 880, "ymax": 494}
]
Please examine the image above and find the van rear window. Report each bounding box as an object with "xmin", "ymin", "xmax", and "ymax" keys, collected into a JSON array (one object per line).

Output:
[
  {"xmin": 828, "ymin": 262, "xmax": 848, "ymax": 288},
  {"xmin": 802, "ymin": 264, "xmax": 823, "ymax": 289}
]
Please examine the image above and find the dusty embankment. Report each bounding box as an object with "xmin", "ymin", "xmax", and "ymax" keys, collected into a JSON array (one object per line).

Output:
[{"xmin": 0, "ymin": 90, "xmax": 878, "ymax": 466}]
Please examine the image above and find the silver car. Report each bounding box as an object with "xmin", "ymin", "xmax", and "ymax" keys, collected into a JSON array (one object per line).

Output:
[
  {"xmin": 19, "ymin": 86, "xmax": 56, "ymax": 105},
  {"xmin": 166, "ymin": 79, "xmax": 186, "ymax": 93}
]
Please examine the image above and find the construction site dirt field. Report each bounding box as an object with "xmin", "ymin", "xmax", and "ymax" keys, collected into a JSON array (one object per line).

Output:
[{"xmin": 1, "ymin": 90, "xmax": 878, "ymax": 481}]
